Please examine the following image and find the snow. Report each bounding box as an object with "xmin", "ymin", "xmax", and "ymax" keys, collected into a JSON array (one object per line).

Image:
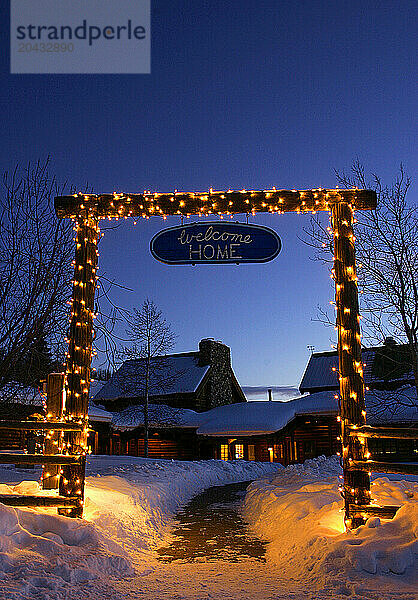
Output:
[
  {"xmin": 0, "ymin": 457, "xmax": 280, "ymax": 599},
  {"xmin": 0, "ymin": 455, "xmax": 416, "ymax": 599},
  {"xmin": 88, "ymin": 401, "xmax": 113, "ymax": 423},
  {"xmin": 364, "ymin": 386, "xmax": 418, "ymax": 423},
  {"xmin": 0, "ymin": 385, "xmax": 113, "ymax": 424},
  {"xmin": 111, "ymin": 404, "xmax": 199, "ymax": 430},
  {"xmin": 0, "ymin": 383, "xmax": 43, "ymax": 406},
  {"xmin": 243, "ymin": 456, "xmax": 418, "ymax": 592},
  {"xmin": 196, "ymin": 401, "xmax": 298, "ymax": 435},
  {"xmin": 94, "ymin": 354, "xmax": 210, "ymax": 401},
  {"xmin": 196, "ymin": 388, "xmax": 417, "ymax": 435}
]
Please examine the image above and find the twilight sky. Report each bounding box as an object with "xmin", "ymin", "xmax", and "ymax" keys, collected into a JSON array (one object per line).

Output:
[{"xmin": 1, "ymin": 1, "xmax": 416, "ymax": 395}]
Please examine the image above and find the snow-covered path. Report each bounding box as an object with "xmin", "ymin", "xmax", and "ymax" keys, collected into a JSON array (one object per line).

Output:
[
  {"xmin": 83, "ymin": 545, "xmax": 417, "ymax": 600},
  {"xmin": 96, "ymin": 466, "xmax": 418, "ymax": 600},
  {"xmin": 157, "ymin": 481, "xmax": 266, "ymax": 563}
]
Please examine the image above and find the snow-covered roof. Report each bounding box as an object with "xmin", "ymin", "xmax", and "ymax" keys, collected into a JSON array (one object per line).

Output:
[
  {"xmin": 363, "ymin": 386, "xmax": 418, "ymax": 425},
  {"xmin": 89, "ymin": 380, "xmax": 108, "ymax": 398},
  {"xmin": 0, "ymin": 384, "xmax": 112, "ymax": 423},
  {"xmin": 196, "ymin": 401, "xmax": 297, "ymax": 436},
  {"xmin": 293, "ymin": 387, "xmax": 417, "ymax": 424},
  {"xmin": 299, "ymin": 345, "xmax": 415, "ymax": 393},
  {"xmin": 94, "ymin": 353, "xmax": 210, "ymax": 401},
  {"xmin": 0, "ymin": 383, "xmax": 44, "ymax": 406},
  {"xmin": 299, "ymin": 349, "xmax": 376, "ymax": 392},
  {"xmin": 194, "ymin": 394, "xmax": 339, "ymax": 436},
  {"xmin": 111, "ymin": 404, "xmax": 199, "ymax": 431},
  {"xmin": 88, "ymin": 402, "xmax": 113, "ymax": 423},
  {"xmin": 195, "ymin": 386, "xmax": 417, "ymax": 436}
]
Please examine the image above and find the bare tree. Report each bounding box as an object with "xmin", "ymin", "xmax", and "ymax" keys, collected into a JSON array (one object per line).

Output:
[
  {"xmin": 115, "ymin": 299, "xmax": 177, "ymax": 456},
  {"xmin": 0, "ymin": 159, "xmax": 74, "ymax": 398},
  {"xmin": 303, "ymin": 161, "xmax": 417, "ymax": 407}
]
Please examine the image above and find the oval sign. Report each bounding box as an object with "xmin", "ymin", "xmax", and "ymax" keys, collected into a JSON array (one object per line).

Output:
[{"xmin": 150, "ymin": 221, "xmax": 281, "ymax": 265}]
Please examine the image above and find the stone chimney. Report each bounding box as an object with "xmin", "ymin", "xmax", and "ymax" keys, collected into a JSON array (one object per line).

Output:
[{"xmin": 198, "ymin": 339, "xmax": 233, "ymax": 408}]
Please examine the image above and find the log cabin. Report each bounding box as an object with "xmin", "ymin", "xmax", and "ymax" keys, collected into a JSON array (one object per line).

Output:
[
  {"xmin": 95, "ymin": 338, "xmax": 416, "ymax": 464},
  {"xmin": 94, "ymin": 338, "xmax": 246, "ymax": 412}
]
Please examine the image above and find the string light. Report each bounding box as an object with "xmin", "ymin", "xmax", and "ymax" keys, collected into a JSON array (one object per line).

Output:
[{"xmin": 55, "ymin": 188, "xmax": 375, "ymax": 519}]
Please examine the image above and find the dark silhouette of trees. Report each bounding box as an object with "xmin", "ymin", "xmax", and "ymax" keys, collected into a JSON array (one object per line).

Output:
[
  {"xmin": 9, "ymin": 327, "xmax": 55, "ymax": 386},
  {"xmin": 0, "ymin": 158, "xmax": 74, "ymax": 398}
]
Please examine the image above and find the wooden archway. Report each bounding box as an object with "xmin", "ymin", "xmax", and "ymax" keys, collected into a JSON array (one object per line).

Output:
[{"xmin": 54, "ymin": 188, "xmax": 376, "ymax": 525}]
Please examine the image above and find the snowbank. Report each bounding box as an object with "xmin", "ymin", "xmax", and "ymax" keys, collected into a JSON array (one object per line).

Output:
[
  {"xmin": 0, "ymin": 457, "xmax": 281, "ymax": 599},
  {"xmin": 0, "ymin": 481, "xmax": 135, "ymax": 600},
  {"xmin": 84, "ymin": 456, "xmax": 282, "ymax": 551},
  {"xmin": 243, "ymin": 456, "xmax": 418, "ymax": 590}
]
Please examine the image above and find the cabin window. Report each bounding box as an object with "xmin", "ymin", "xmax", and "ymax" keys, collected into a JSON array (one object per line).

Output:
[
  {"xmin": 248, "ymin": 445, "xmax": 255, "ymax": 461},
  {"xmin": 273, "ymin": 444, "xmax": 279, "ymax": 460},
  {"xmin": 277, "ymin": 443, "xmax": 284, "ymax": 460},
  {"xmin": 235, "ymin": 444, "xmax": 244, "ymax": 459},
  {"xmin": 303, "ymin": 440, "xmax": 316, "ymax": 458},
  {"xmin": 368, "ymin": 438, "xmax": 416, "ymax": 461},
  {"xmin": 220, "ymin": 444, "xmax": 229, "ymax": 461}
]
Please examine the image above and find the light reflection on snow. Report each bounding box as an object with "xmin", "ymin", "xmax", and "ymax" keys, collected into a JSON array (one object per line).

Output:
[{"xmin": 318, "ymin": 508, "xmax": 345, "ymax": 533}]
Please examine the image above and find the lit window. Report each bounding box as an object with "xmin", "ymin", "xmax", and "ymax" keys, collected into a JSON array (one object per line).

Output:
[
  {"xmin": 248, "ymin": 445, "xmax": 255, "ymax": 461},
  {"xmin": 220, "ymin": 444, "xmax": 229, "ymax": 461},
  {"xmin": 235, "ymin": 444, "xmax": 244, "ymax": 459}
]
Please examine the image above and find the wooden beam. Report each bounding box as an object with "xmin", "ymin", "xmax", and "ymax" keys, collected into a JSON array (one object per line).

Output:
[
  {"xmin": 55, "ymin": 189, "xmax": 377, "ymax": 220},
  {"xmin": 332, "ymin": 201, "xmax": 370, "ymax": 529},
  {"xmin": 0, "ymin": 454, "xmax": 83, "ymax": 465},
  {"xmin": 348, "ymin": 461, "xmax": 418, "ymax": 475},
  {"xmin": 349, "ymin": 426, "xmax": 418, "ymax": 440},
  {"xmin": 349, "ymin": 504, "xmax": 400, "ymax": 519},
  {"xmin": 0, "ymin": 421, "xmax": 84, "ymax": 431},
  {"xmin": 0, "ymin": 494, "xmax": 81, "ymax": 508}
]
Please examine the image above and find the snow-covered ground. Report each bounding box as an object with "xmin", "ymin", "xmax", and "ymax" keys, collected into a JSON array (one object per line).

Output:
[
  {"xmin": 0, "ymin": 457, "xmax": 280, "ymax": 599},
  {"xmin": 244, "ymin": 456, "xmax": 418, "ymax": 598},
  {"xmin": 0, "ymin": 456, "xmax": 416, "ymax": 600}
]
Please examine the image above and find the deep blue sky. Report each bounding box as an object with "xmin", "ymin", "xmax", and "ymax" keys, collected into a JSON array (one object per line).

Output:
[{"xmin": 1, "ymin": 1, "xmax": 416, "ymax": 394}]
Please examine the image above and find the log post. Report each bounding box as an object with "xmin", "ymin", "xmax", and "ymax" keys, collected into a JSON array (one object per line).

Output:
[
  {"xmin": 331, "ymin": 201, "xmax": 371, "ymax": 529},
  {"xmin": 42, "ymin": 373, "xmax": 65, "ymax": 489},
  {"xmin": 59, "ymin": 211, "xmax": 99, "ymax": 517}
]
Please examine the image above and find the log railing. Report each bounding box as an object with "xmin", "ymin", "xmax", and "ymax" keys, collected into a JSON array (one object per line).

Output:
[
  {"xmin": 348, "ymin": 425, "xmax": 418, "ymax": 440},
  {"xmin": 0, "ymin": 373, "xmax": 86, "ymax": 512},
  {"xmin": 345, "ymin": 424, "xmax": 417, "ymax": 523},
  {"xmin": 0, "ymin": 447, "xmax": 83, "ymax": 510}
]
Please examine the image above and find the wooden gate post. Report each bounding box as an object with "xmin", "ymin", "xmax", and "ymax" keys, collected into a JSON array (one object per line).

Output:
[
  {"xmin": 42, "ymin": 373, "xmax": 65, "ymax": 489},
  {"xmin": 332, "ymin": 201, "xmax": 371, "ymax": 528},
  {"xmin": 58, "ymin": 211, "xmax": 99, "ymax": 517}
]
